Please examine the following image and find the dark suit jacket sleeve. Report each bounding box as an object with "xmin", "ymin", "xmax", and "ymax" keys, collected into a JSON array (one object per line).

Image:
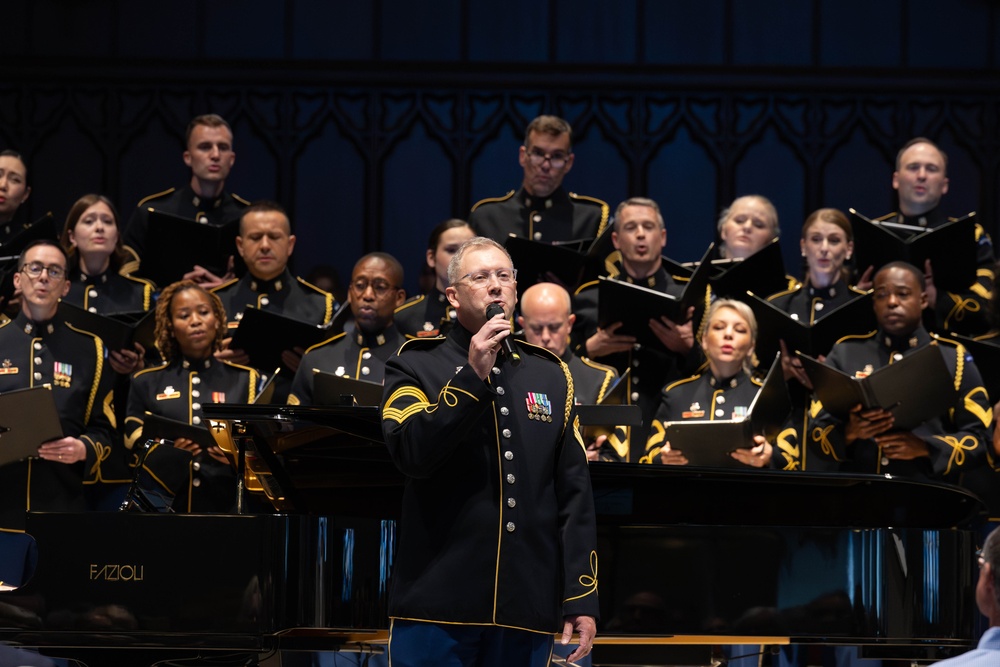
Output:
[
  {"xmin": 555, "ymin": 405, "xmax": 600, "ymax": 618},
  {"xmin": 912, "ymin": 344, "xmax": 991, "ymax": 477},
  {"xmin": 382, "ymin": 355, "xmax": 495, "ymax": 478},
  {"xmin": 80, "ymin": 339, "xmax": 117, "ymax": 483}
]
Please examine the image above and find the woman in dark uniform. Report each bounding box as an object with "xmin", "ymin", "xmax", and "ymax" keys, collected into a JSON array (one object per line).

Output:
[
  {"xmin": 125, "ymin": 280, "xmax": 259, "ymax": 512},
  {"xmin": 61, "ymin": 194, "xmax": 157, "ymax": 506},
  {"xmin": 767, "ymin": 208, "xmax": 868, "ymax": 471},
  {"xmin": 394, "ymin": 218, "xmax": 475, "ymax": 339},
  {"xmin": 60, "ymin": 193, "xmax": 156, "ymax": 373},
  {"xmin": 644, "ymin": 298, "xmax": 773, "ymax": 467}
]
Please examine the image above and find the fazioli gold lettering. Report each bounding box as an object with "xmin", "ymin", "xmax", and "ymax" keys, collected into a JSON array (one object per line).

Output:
[{"xmin": 89, "ymin": 563, "xmax": 144, "ymax": 581}]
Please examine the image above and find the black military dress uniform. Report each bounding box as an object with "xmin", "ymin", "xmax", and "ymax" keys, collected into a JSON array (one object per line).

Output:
[
  {"xmin": 381, "ymin": 325, "xmax": 599, "ymax": 633},
  {"xmin": 125, "ymin": 357, "xmax": 259, "ymax": 512},
  {"xmin": 560, "ymin": 348, "xmax": 625, "ymax": 462},
  {"xmin": 212, "ymin": 268, "xmax": 335, "ymax": 327},
  {"xmin": 64, "ymin": 266, "xmax": 155, "ymax": 314},
  {"xmin": 0, "ymin": 311, "xmax": 116, "ymax": 530},
  {"xmin": 394, "ymin": 287, "xmax": 457, "ymax": 340},
  {"xmin": 643, "ymin": 370, "xmax": 767, "ymax": 465},
  {"xmin": 62, "ymin": 265, "xmax": 158, "ymax": 500},
  {"xmin": 808, "ymin": 327, "xmax": 991, "ymax": 482},
  {"xmin": 470, "ymin": 187, "xmax": 609, "ymax": 245},
  {"xmin": 767, "ymin": 279, "xmax": 868, "ymax": 471},
  {"xmin": 573, "ymin": 266, "xmax": 703, "ymax": 459},
  {"xmin": 122, "ymin": 183, "xmax": 249, "ymax": 263},
  {"xmin": 874, "ymin": 207, "xmax": 995, "ymax": 336},
  {"xmin": 288, "ymin": 325, "xmax": 404, "ymax": 405}
]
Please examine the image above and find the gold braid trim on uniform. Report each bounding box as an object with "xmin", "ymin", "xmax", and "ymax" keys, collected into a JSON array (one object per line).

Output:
[
  {"xmin": 383, "ymin": 383, "xmax": 481, "ymax": 425},
  {"xmin": 68, "ymin": 324, "xmax": 104, "ymax": 424},
  {"xmin": 935, "ymin": 434, "xmax": 978, "ymax": 475},
  {"xmin": 972, "ymin": 267, "xmax": 994, "ymax": 299},
  {"xmin": 775, "ymin": 427, "xmax": 800, "ymax": 471},
  {"xmin": 81, "ymin": 435, "xmax": 105, "ymax": 482},
  {"xmin": 287, "ymin": 394, "xmax": 301, "ymax": 406},
  {"xmin": 811, "ymin": 424, "xmax": 841, "ymax": 461},
  {"xmin": 641, "ymin": 420, "xmax": 666, "ymax": 464},
  {"xmin": 607, "ymin": 430, "xmax": 629, "ymax": 460},
  {"xmin": 470, "ymin": 190, "xmax": 515, "ymax": 211},
  {"xmin": 964, "ymin": 387, "xmax": 993, "ymax": 428},
  {"xmin": 123, "ymin": 416, "xmax": 144, "ymax": 450},
  {"xmin": 605, "ymin": 251, "xmax": 623, "ymax": 278},
  {"xmin": 559, "ymin": 359, "xmax": 574, "ymax": 441},
  {"xmin": 569, "ymin": 193, "xmax": 611, "ymax": 237},
  {"xmin": 103, "ymin": 389, "xmax": 116, "ymax": 428},
  {"xmin": 564, "ymin": 551, "xmax": 599, "ymax": 603},
  {"xmin": 943, "ymin": 292, "xmax": 980, "ymax": 327},
  {"xmin": 950, "ymin": 342, "xmax": 965, "ymax": 422},
  {"xmin": 247, "ymin": 369, "xmax": 259, "ymax": 403}
]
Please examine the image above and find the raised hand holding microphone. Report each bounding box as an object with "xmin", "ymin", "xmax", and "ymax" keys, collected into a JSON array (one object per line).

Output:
[{"xmin": 486, "ymin": 302, "xmax": 522, "ymax": 366}]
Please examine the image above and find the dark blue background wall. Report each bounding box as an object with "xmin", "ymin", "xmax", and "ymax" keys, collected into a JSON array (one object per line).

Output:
[{"xmin": 3, "ymin": 0, "xmax": 1000, "ymax": 295}]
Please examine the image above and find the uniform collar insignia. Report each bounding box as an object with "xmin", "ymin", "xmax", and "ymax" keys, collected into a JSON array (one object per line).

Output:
[
  {"xmin": 22, "ymin": 320, "xmax": 56, "ymax": 336},
  {"xmin": 808, "ymin": 284, "xmax": 837, "ymax": 298},
  {"xmin": 250, "ymin": 274, "xmax": 285, "ymax": 293},
  {"xmin": 709, "ymin": 374, "xmax": 740, "ymax": 388},
  {"xmin": 356, "ymin": 331, "xmax": 387, "ymax": 347},
  {"xmin": 181, "ymin": 358, "xmax": 212, "ymax": 370}
]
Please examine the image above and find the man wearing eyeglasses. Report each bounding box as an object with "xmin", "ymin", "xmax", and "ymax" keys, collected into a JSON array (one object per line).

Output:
[
  {"xmin": 382, "ymin": 237, "xmax": 598, "ymax": 666},
  {"xmin": 0, "ymin": 240, "xmax": 115, "ymax": 581},
  {"xmin": 469, "ymin": 115, "xmax": 609, "ymax": 246},
  {"xmin": 288, "ymin": 252, "xmax": 405, "ymax": 405}
]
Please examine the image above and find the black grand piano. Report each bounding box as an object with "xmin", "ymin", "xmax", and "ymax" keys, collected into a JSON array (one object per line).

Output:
[{"xmin": 0, "ymin": 404, "xmax": 986, "ymax": 665}]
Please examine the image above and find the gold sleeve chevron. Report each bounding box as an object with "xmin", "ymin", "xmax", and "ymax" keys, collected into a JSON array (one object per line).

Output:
[{"xmin": 383, "ymin": 383, "xmax": 480, "ymax": 424}]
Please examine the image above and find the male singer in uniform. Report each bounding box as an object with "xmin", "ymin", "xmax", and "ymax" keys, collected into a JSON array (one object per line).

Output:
[{"xmin": 381, "ymin": 236, "xmax": 598, "ymax": 666}]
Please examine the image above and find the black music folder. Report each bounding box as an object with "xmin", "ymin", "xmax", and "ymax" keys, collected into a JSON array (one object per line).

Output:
[
  {"xmin": 745, "ymin": 291, "xmax": 876, "ymax": 363},
  {"xmin": 849, "ymin": 209, "xmax": 976, "ymax": 292},
  {"xmin": 312, "ymin": 371, "xmax": 384, "ymax": 407},
  {"xmin": 59, "ymin": 302, "xmax": 156, "ymax": 352},
  {"xmin": 135, "ymin": 209, "xmax": 239, "ymax": 287},
  {"xmin": 504, "ymin": 234, "xmax": 589, "ymax": 295},
  {"xmin": 577, "ymin": 369, "xmax": 642, "ymax": 442},
  {"xmin": 661, "ymin": 356, "xmax": 791, "ymax": 468},
  {"xmin": 0, "ymin": 212, "xmax": 57, "ymax": 252},
  {"xmin": 139, "ymin": 412, "xmax": 219, "ymax": 450},
  {"xmin": 709, "ymin": 238, "xmax": 789, "ymax": 299},
  {"xmin": 799, "ymin": 344, "xmax": 956, "ymax": 431},
  {"xmin": 0, "ymin": 387, "xmax": 64, "ymax": 466},
  {"xmin": 0, "ymin": 213, "xmax": 58, "ymax": 303},
  {"xmin": 228, "ymin": 307, "xmax": 333, "ymax": 373},
  {"xmin": 596, "ymin": 245, "xmax": 713, "ymax": 348}
]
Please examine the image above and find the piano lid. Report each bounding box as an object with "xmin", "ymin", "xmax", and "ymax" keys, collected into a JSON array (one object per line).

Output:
[{"xmin": 588, "ymin": 462, "xmax": 986, "ymax": 529}]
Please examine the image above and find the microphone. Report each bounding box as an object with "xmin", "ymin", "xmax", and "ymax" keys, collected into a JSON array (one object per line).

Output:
[{"xmin": 485, "ymin": 303, "xmax": 521, "ymax": 366}]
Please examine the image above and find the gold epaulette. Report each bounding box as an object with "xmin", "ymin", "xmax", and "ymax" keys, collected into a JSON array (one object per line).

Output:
[{"xmin": 470, "ymin": 190, "xmax": 516, "ymax": 212}]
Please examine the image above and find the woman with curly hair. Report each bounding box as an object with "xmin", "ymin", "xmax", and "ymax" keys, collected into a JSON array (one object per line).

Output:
[{"xmin": 124, "ymin": 280, "xmax": 259, "ymax": 512}]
